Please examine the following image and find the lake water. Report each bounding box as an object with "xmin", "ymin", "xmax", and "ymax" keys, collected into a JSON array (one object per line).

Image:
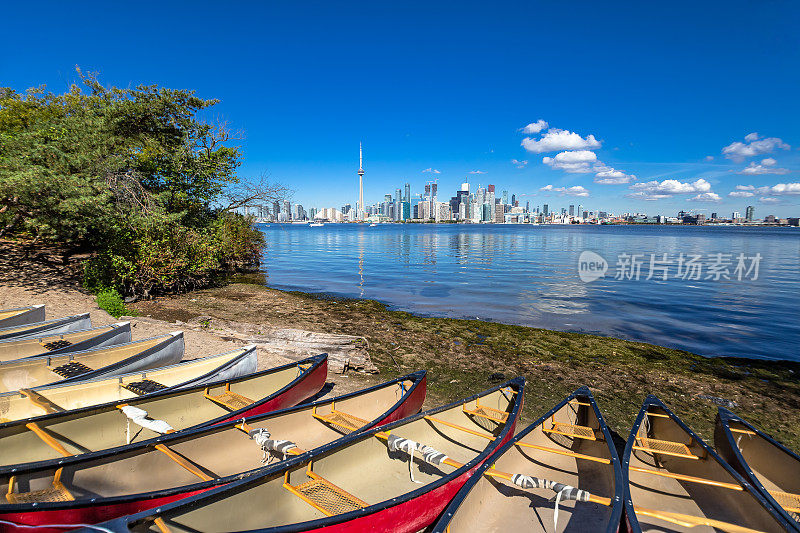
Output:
[{"xmin": 258, "ymin": 223, "xmax": 800, "ymax": 362}]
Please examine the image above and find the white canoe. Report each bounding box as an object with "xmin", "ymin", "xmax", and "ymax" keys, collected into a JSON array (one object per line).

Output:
[
  {"xmin": 0, "ymin": 313, "xmax": 92, "ymax": 341},
  {"xmin": 0, "ymin": 305, "xmax": 45, "ymax": 329},
  {"xmin": 0, "ymin": 322, "xmax": 132, "ymax": 362}
]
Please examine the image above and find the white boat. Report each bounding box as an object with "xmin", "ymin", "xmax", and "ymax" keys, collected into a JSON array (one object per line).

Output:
[
  {"xmin": 369, "ymin": 223, "xmax": 377, "ymax": 227},
  {"xmin": 309, "ymin": 222, "xmax": 324, "ymax": 227}
]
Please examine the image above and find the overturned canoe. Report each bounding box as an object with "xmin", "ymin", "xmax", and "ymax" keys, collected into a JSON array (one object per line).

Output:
[
  {"xmin": 0, "ymin": 345, "xmax": 258, "ymax": 422},
  {"xmin": 0, "ymin": 353, "xmax": 326, "ymax": 471},
  {"xmin": 0, "ymin": 306, "xmax": 45, "ymax": 329},
  {"xmin": 432, "ymin": 386, "xmax": 624, "ymax": 533},
  {"xmin": 0, "ymin": 331, "xmax": 185, "ymax": 394},
  {"xmin": 0, "ymin": 371, "xmax": 426, "ymax": 531},
  {"xmin": 88, "ymin": 377, "xmax": 523, "ymax": 533},
  {"xmin": 624, "ymin": 395, "xmax": 792, "ymax": 533},
  {"xmin": 0, "ymin": 321, "xmax": 132, "ymax": 362},
  {"xmin": 0, "ymin": 313, "xmax": 91, "ymax": 341},
  {"xmin": 715, "ymin": 408, "xmax": 800, "ymax": 531}
]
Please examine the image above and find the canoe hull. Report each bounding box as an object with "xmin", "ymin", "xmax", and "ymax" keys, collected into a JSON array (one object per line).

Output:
[
  {"xmin": 0, "ymin": 314, "xmax": 91, "ymax": 341},
  {"xmin": 29, "ymin": 322, "xmax": 133, "ymax": 357},
  {"xmin": 0, "ymin": 306, "xmax": 45, "ymax": 329}
]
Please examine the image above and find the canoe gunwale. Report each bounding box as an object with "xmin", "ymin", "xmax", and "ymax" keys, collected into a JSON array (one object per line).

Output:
[
  {"xmin": 4, "ymin": 322, "xmax": 132, "ymax": 359},
  {"xmin": 100, "ymin": 377, "xmax": 524, "ymax": 533},
  {"xmin": 623, "ymin": 395, "xmax": 793, "ymax": 533},
  {"xmin": 0, "ymin": 371, "xmax": 427, "ymax": 523},
  {"xmin": 0, "ymin": 314, "xmax": 91, "ymax": 341},
  {"xmin": 0, "ymin": 353, "xmax": 327, "ymax": 476},
  {"xmin": 0, "ymin": 306, "xmax": 45, "ymax": 329},
  {"xmin": 715, "ymin": 407, "xmax": 800, "ymax": 532},
  {"xmin": 431, "ymin": 385, "xmax": 625, "ymax": 533}
]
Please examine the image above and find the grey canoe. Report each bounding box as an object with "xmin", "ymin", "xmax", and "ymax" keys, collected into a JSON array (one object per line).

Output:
[
  {"xmin": 0, "ymin": 313, "xmax": 92, "ymax": 341},
  {"xmin": 0, "ymin": 331, "xmax": 184, "ymax": 394},
  {"xmin": 0, "ymin": 321, "xmax": 132, "ymax": 362},
  {"xmin": 0, "ymin": 305, "xmax": 45, "ymax": 329},
  {"xmin": 0, "ymin": 344, "xmax": 257, "ymax": 422}
]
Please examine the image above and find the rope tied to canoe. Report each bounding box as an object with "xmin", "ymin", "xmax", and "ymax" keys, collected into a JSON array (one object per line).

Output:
[
  {"xmin": 248, "ymin": 427, "xmax": 297, "ymax": 463},
  {"xmin": 120, "ymin": 405, "xmax": 173, "ymax": 441},
  {"xmin": 387, "ymin": 434, "xmax": 449, "ymax": 483},
  {"xmin": 511, "ymin": 474, "xmax": 590, "ymax": 532}
]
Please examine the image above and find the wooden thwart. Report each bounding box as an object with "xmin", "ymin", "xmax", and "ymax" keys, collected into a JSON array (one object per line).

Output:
[
  {"xmin": 25, "ymin": 422, "xmax": 72, "ymax": 457},
  {"xmin": 515, "ymin": 441, "xmax": 611, "ymax": 464},
  {"xmin": 424, "ymin": 416, "xmax": 494, "ymax": 440},
  {"xmin": 629, "ymin": 465, "xmax": 743, "ymax": 491},
  {"xmin": 154, "ymin": 444, "xmax": 214, "ymax": 481},
  {"xmin": 19, "ymin": 388, "xmax": 64, "ymax": 414},
  {"xmin": 204, "ymin": 383, "xmax": 254, "ymax": 411}
]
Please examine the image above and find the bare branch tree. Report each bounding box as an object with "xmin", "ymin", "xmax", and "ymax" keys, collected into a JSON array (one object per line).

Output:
[
  {"xmin": 105, "ymin": 170, "xmax": 157, "ymax": 213},
  {"xmin": 219, "ymin": 172, "xmax": 292, "ymax": 213}
]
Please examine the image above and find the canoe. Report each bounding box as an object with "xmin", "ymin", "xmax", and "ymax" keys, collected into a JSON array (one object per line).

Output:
[
  {"xmin": 0, "ymin": 371, "xmax": 426, "ymax": 532},
  {"xmin": 0, "ymin": 322, "xmax": 132, "ymax": 362},
  {"xmin": 0, "ymin": 353, "xmax": 327, "ymax": 470},
  {"xmin": 87, "ymin": 377, "xmax": 524, "ymax": 533},
  {"xmin": 715, "ymin": 408, "xmax": 800, "ymax": 531},
  {"xmin": 0, "ymin": 345, "xmax": 258, "ymax": 422},
  {"xmin": 432, "ymin": 386, "xmax": 624, "ymax": 533},
  {"xmin": 0, "ymin": 305, "xmax": 45, "ymax": 329},
  {"xmin": 0, "ymin": 331, "xmax": 185, "ymax": 394},
  {"xmin": 623, "ymin": 395, "xmax": 792, "ymax": 533},
  {"xmin": 0, "ymin": 313, "xmax": 91, "ymax": 341}
]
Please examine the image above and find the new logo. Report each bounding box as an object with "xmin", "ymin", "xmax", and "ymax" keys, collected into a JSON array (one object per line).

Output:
[{"xmin": 578, "ymin": 251, "xmax": 608, "ymax": 282}]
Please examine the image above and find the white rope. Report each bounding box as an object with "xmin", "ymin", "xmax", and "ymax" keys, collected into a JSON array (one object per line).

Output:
[
  {"xmin": 120, "ymin": 405, "xmax": 173, "ymax": 434},
  {"xmin": 386, "ymin": 434, "xmax": 449, "ymax": 484},
  {"xmin": 248, "ymin": 428, "xmax": 297, "ymax": 463},
  {"xmin": 510, "ymin": 474, "xmax": 590, "ymax": 532},
  {"xmin": 0, "ymin": 518, "xmax": 115, "ymax": 532}
]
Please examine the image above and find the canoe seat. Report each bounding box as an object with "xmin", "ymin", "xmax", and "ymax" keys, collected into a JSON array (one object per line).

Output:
[
  {"xmin": 204, "ymin": 384, "xmax": 254, "ymax": 411},
  {"xmin": 41, "ymin": 339, "xmax": 72, "ymax": 350},
  {"xmin": 770, "ymin": 490, "xmax": 800, "ymax": 513},
  {"xmin": 6, "ymin": 469, "xmax": 74, "ymax": 504},
  {"xmin": 312, "ymin": 408, "xmax": 369, "ymax": 433},
  {"xmin": 543, "ymin": 422, "xmax": 596, "ymax": 441},
  {"xmin": 284, "ymin": 467, "xmax": 367, "ymax": 517},
  {"xmin": 463, "ymin": 403, "xmax": 508, "ymax": 423},
  {"xmin": 50, "ymin": 361, "xmax": 93, "ymax": 379},
  {"xmin": 124, "ymin": 379, "xmax": 169, "ymax": 395},
  {"xmin": 634, "ymin": 437, "xmax": 699, "ymax": 459}
]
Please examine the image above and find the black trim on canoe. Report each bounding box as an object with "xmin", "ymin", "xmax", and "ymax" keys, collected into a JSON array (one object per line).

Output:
[
  {"xmin": 5, "ymin": 322, "xmax": 133, "ymax": 358},
  {"xmin": 0, "ymin": 370, "xmax": 426, "ymax": 515},
  {"xmin": 94, "ymin": 377, "xmax": 524, "ymax": 533},
  {"xmin": 431, "ymin": 385, "xmax": 624, "ymax": 533},
  {"xmin": 0, "ymin": 313, "xmax": 91, "ymax": 341},
  {"xmin": 715, "ymin": 407, "xmax": 800, "ymax": 531},
  {"xmin": 0, "ymin": 353, "xmax": 327, "ymax": 475},
  {"xmin": 623, "ymin": 395, "xmax": 793, "ymax": 533}
]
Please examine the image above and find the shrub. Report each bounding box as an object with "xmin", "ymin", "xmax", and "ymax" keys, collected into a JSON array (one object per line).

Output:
[{"xmin": 96, "ymin": 288, "xmax": 134, "ymax": 318}]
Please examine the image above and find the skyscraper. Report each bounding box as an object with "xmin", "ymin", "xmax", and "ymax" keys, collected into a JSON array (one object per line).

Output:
[
  {"xmin": 543, "ymin": 204, "xmax": 549, "ymax": 216},
  {"xmin": 357, "ymin": 143, "xmax": 365, "ymax": 220},
  {"xmin": 569, "ymin": 204, "xmax": 575, "ymax": 216},
  {"xmin": 745, "ymin": 205, "xmax": 754, "ymax": 222},
  {"xmin": 404, "ymin": 183, "xmax": 411, "ymax": 203}
]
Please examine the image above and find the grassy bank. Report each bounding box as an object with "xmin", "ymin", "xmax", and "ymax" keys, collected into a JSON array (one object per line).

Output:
[{"xmin": 131, "ymin": 280, "xmax": 800, "ymax": 450}]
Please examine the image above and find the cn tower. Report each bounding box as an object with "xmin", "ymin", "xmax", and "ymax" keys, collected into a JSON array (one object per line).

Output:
[{"xmin": 358, "ymin": 142, "xmax": 365, "ymax": 220}]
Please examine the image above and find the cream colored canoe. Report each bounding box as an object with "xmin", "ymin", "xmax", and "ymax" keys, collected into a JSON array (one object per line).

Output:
[
  {"xmin": 0, "ymin": 305, "xmax": 45, "ymax": 329},
  {"xmin": 0, "ymin": 332, "xmax": 184, "ymax": 394},
  {"xmin": 0, "ymin": 322, "xmax": 132, "ymax": 362},
  {"xmin": 0, "ymin": 345, "xmax": 257, "ymax": 422},
  {"xmin": 0, "ymin": 313, "xmax": 91, "ymax": 341}
]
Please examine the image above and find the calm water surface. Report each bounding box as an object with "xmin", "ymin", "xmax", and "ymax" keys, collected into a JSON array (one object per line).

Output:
[{"xmin": 258, "ymin": 224, "xmax": 800, "ymax": 362}]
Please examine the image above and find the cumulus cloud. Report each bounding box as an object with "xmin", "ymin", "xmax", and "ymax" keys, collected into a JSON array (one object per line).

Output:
[
  {"xmin": 594, "ymin": 166, "xmax": 636, "ymax": 184},
  {"xmin": 468, "ymin": 170, "xmax": 486, "ymax": 174},
  {"xmin": 689, "ymin": 192, "xmax": 722, "ymax": 203},
  {"xmin": 760, "ymin": 197, "xmax": 779, "ymax": 204},
  {"xmin": 522, "ymin": 128, "xmax": 602, "ymax": 153},
  {"xmin": 422, "ymin": 168, "xmax": 441, "ymax": 174},
  {"xmin": 542, "ymin": 150, "xmax": 597, "ymax": 173},
  {"xmin": 511, "ymin": 159, "xmax": 528, "ymax": 168},
  {"xmin": 521, "ymin": 120, "xmax": 548, "ymax": 135},
  {"xmin": 626, "ymin": 178, "xmax": 713, "ymax": 200},
  {"xmin": 738, "ymin": 158, "xmax": 790, "ymax": 175},
  {"xmin": 540, "ymin": 184, "xmax": 590, "ymax": 197},
  {"xmin": 722, "ymin": 133, "xmax": 790, "ymax": 162},
  {"xmin": 728, "ymin": 183, "xmax": 800, "ymax": 198}
]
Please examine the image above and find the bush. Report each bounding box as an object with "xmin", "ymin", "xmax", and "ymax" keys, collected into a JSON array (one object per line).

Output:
[{"xmin": 96, "ymin": 288, "xmax": 134, "ymax": 318}]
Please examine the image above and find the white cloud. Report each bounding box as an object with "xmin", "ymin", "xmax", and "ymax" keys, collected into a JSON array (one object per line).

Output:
[
  {"xmin": 521, "ymin": 120, "xmax": 548, "ymax": 135},
  {"xmin": 422, "ymin": 168, "xmax": 441, "ymax": 174},
  {"xmin": 542, "ymin": 150, "xmax": 597, "ymax": 173},
  {"xmin": 729, "ymin": 191, "xmax": 754, "ymax": 198},
  {"xmin": 729, "ymin": 183, "xmax": 800, "ymax": 197},
  {"xmin": 468, "ymin": 170, "xmax": 486, "ymax": 174},
  {"xmin": 522, "ymin": 128, "xmax": 602, "ymax": 153},
  {"xmin": 689, "ymin": 192, "xmax": 721, "ymax": 202},
  {"xmin": 760, "ymin": 197, "xmax": 779, "ymax": 204},
  {"xmin": 594, "ymin": 167, "xmax": 636, "ymax": 184},
  {"xmin": 738, "ymin": 158, "xmax": 790, "ymax": 175},
  {"xmin": 626, "ymin": 178, "xmax": 713, "ymax": 200},
  {"xmin": 540, "ymin": 184, "xmax": 590, "ymax": 197},
  {"xmin": 722, "ymin": 133, "xmax": 790, "ymax": 162},
  {"xmin": 511, "ymin": 159, "xmax": 528, "ymax": 168},
  {"xmin": 704, "ymin": 156, "xmax": 714, "ymax": 162}
]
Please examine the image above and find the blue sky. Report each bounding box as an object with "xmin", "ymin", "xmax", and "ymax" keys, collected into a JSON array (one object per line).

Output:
[{"xmin": 3, "ymin": 1, "xmax": 799, "ymax": 216}]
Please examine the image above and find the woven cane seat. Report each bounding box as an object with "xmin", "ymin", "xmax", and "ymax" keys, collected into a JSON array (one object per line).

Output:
[{"xmin": 51, "ymin": 361, "xmax": 93, "ymax": 378}]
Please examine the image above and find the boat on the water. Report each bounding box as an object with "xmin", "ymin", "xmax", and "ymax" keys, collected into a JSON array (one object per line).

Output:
[
  {"xmin": 0, "ymin": 306, "xmax": 45, "ymax": 329},
  {"xmin": 0, "ymin": 313, "xmax": 91, "ymax": 341},
  {"xmin": 0, "ymin": 332, "xmax": 185, "ymax": 394},
  {"xmin": 0, "ymin": 345, "xmax": 258, "ymax": 422},
  {"xmin": 432, "ymin": 386, "xmax": 624, "ymax": 533},
  {"xmin": 0, "ymin": 322, "xmax": 132, "ymax": 362},
  {"xmin": 85, "ymin": 377, "xmax": 523, "ymax": 533},
  {"xmin": 624, "ymin": 395, "xmax": 792, "ymax": 533},
  {"xmin": 0, "ymin": 353, "xmax": 326, "ymax": 471},
  {"xmin": 715, "ymin": 407, "xmax": 800, "ymax": 531},
  {"xmin": 0, "ymin": 371, "xmax": 426, "ymax": 532},
  {"xmin": 309, "ymin": 222, "xmax": 324, "ymax": 227}
]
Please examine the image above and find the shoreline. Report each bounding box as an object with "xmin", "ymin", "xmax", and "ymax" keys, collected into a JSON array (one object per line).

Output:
[{"xmin": 130, "ymin": 279, "xmax": 800, "ymax": 450}]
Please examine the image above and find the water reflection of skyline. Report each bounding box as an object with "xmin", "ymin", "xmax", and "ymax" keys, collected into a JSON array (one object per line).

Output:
[{"xmin": 258, "ymin": 224, "xmax": 799, "ymax": 361}]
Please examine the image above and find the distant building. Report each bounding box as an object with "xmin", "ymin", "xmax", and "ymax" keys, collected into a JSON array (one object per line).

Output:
[
  {"xmin": 764, "ymin": 214, "xmax": 776, "ymax": 224},
  {"xmin": 569, "ymin": 204, "xmax": 575, "ymax": 216},
  {"xmin": 746, "ymin": 205, "xmax": 755, "ymax": 222}
]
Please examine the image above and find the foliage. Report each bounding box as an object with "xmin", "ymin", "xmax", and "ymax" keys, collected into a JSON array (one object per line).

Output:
[
  {"xmin": 95, "ymin": 288, "xmax": 135, "ymax": 318},
  {"xmin": 0, "ymin": 72, "xmax": 279, "ymax": 295}
]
